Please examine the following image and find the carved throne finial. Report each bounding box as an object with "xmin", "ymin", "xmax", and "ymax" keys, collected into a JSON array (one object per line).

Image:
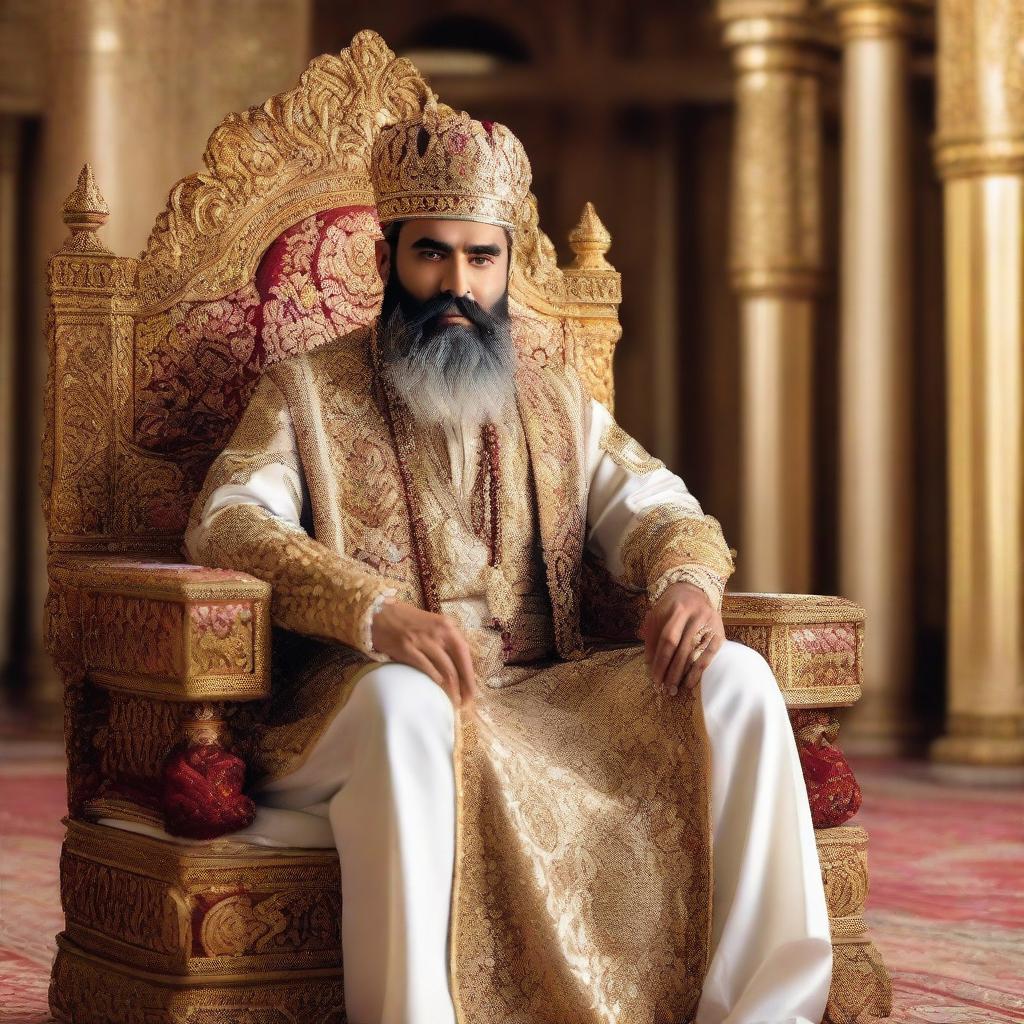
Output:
[
  {"xmin": 61, "ymin": 163, "xmax": 111, "ymax": 253},
  {"xmin": 568, "ymin": 201, "xmax": 613, "ymax": 271}
]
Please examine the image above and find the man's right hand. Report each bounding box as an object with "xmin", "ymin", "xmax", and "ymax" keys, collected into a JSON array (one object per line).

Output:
[{"xmin": 370, "ymin": 599, "xmax": 480, "ymax": 709}]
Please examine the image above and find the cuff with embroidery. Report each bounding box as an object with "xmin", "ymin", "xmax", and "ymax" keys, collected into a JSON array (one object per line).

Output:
[
  {"xmin": 650, "ymin": 566, "xmax": 727, "ymax": 613},
  {"xmin": 620, "ymin": 507, "xmax": 735, "ymax": 613},
  {"xmin": 363, "ymin": 590, "xmax": 397, "ymax": 663},
  {"xmin": 193, "ymin": 502, "xmax": 402, "ymax": 657}
]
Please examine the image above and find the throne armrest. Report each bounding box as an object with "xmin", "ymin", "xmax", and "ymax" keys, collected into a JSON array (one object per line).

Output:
[
  {"xmin": 50, "ymin": 555, "xmax": 271, "ymax": 703},
  {"xmin": 721, "ymin": 592, "xmax": 864, "ymax": 708}
]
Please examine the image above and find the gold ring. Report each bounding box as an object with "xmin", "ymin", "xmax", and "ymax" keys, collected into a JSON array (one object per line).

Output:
[{"xmin": 691, "ymin": 629, "xmax": 716, "ymax": 662}]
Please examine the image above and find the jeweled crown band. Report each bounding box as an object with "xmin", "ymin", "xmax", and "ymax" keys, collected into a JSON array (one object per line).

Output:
[{"xmin": 371, "ymin": 106, "xmax": 531, "ymax": 231}]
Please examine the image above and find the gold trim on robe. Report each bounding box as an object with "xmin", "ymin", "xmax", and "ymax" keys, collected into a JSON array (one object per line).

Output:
[{"xmin": 186, "ymin": 324, "xmax": 729, "ymax": 1019}]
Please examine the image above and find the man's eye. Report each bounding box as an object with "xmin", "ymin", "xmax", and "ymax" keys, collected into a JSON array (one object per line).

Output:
[
  {"xmin": 420, "ymin": 251, "xmax": 443, "ymax": 261},
  {"xmin": 469, "ymin": 256, "xmax": 492, "ymax": 266}
]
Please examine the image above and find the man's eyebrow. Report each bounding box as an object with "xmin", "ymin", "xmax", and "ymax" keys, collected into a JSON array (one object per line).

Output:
[
  {"xmin": 408, "ymin": 237, "xmax": 502, "ymax": 257},
  {"xmin": 410, "ymin": 236, "xmax": 453, "ymax": 253}
]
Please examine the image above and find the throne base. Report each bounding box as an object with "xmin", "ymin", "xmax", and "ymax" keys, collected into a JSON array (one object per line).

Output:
[
  {"xmin": 49, "ymin": 820, "xmax": 889, "ymax": 1023},
  {"xmin": 50, "ymin": 940, "xmax": 347, "ymax": 1024},
  {"xmin": 820, "ymin": 825, "xmax": 893, "ymax": 1023}
]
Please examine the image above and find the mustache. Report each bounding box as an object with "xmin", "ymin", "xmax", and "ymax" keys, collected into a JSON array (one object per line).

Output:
[
  {"xmin": 392, "ymin": 292, "xmax": 499, "ymax": 345},
  {"xmin": 375, "ymin": 271, "xmax": 516, "ymax": 426},
  {"xmin": 377, "ymin": 268, "xmax": 511, "ymax": 366}
]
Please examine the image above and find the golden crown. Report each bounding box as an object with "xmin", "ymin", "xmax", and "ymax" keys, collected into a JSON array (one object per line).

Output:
[{"xmin": 370, "ymin": 103, "xmax": 532, "ymax": 230}]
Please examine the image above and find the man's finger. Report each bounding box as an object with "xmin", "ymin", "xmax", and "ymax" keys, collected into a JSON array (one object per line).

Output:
[
  {"xmin": 420, "ymin": 638, "xmax": 462, "ymax": 708},
  {"xmin": 678, "ymin": 612, "xmax": 712, "ymax": 675},
  {"xmin": 663, "ymin": 632, "xmax": 697, "ymax": 695},
  {"xmin": 649, "ymin": 609, "xmax": 687, "ymax": 688},
  {"xmin": 400, "ymin": 645, "xmax": 446, "ymax": 692},
  {"xmin": 642, "ymin": 609, "xmax": 660, "ymax": 666},
  {"xmin": 447, "ymin": 635, "xmax": 479, "ymax": 706}
]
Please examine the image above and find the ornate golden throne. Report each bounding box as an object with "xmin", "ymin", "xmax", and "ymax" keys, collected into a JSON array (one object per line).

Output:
[{"xmin": 42, "ymin": 30, "xmax": 890, "ymax": 1024}]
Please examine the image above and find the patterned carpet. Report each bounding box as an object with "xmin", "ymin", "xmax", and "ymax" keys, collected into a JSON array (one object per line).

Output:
[{"xmin": 1, "ymin": 745, "xmax": 1021, "ymax": 1024}]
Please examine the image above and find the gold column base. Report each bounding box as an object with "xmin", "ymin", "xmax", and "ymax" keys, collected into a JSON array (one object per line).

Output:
[
  {"xmin": 932, "ymin": 712, "xmax": 1024, "ymax": 767},
  {"xmin": 931, "ymin": 737, "xmax": 1024, "ymax": 769}
]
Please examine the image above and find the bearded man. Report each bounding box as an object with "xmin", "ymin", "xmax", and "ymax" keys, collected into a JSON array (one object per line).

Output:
[{"xmin": 185, "ymin": 105, "xmax": 832, "ymax": 1024}]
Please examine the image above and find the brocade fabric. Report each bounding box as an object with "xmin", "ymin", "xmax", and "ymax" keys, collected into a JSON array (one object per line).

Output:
[{"xmin": 186, "ymin": 325, "xmax": 736, "ymax": 1021}]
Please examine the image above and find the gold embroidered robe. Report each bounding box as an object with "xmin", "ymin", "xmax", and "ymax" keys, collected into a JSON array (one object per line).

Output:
[{"xmin": 185, "ymin": 325, "xmax": 736, "ymax": 1023}]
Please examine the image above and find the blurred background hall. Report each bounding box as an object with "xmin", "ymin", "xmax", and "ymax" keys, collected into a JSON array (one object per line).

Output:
[{"xmin": 0, "ymin": 2, "xmax": 1021, "ymax": 1021}]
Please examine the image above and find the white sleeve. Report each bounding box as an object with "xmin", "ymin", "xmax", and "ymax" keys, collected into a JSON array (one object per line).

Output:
[
  {"xmin": 584, "ymin": 397, "xmax": 733, "ymax": 609},
  {"xmin": 585, "ymin": 398, "xmax": 702, "ymax": 574},
  {"xmin": 183, "ymin": 462, "xmax": 305, "ymax": 564}
]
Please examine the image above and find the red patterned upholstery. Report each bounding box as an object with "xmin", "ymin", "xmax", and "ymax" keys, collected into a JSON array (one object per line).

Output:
[{"xmin": 134, "ymin": 205, "xmax": 384, "ymax": 458}]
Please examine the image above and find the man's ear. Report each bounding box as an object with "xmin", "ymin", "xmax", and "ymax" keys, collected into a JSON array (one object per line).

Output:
[{"xmin": 375, "ymin": 237, "xmax": 391, "ymax": 285}]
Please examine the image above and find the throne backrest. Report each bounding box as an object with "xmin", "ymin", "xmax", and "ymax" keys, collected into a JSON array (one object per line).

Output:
[{"xmin": 41, "ymin": 30, "xmax": 622, "ymax": 559}]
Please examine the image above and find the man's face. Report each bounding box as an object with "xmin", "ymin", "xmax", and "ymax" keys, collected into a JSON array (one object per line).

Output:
[
  {"xmin": 376, "ymin": 218, "xmax": 510, "ymax": 316},
  {"xmin": 373, "ymin": 218, "xmax": 516, "ymax": 427}
]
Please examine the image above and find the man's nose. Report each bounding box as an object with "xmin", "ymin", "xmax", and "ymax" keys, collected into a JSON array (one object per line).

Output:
[{"xmin": 441, "ymin": 256, "xmax": 470, "ymax": 300}]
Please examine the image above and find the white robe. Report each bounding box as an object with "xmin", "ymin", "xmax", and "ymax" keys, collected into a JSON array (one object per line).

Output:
[{"xmin": 168, "ymin": 397, "xmax": 833, "ymax": 1024}]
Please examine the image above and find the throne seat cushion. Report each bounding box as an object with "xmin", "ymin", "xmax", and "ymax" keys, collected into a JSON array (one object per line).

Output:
[{"xmin": 95, "ymin": 803, "xmax": 335, "ymax": 849}]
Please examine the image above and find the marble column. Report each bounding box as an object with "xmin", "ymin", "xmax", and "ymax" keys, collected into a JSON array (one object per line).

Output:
[
  {"xmin": 717, "ymin": 1, "xmax": 826, "ymax": 593},
  {"xmin": 38, "ymin": 0, "xmax": 313, "ymax": 257},
  {"xmin": 825, "ymin": 0, "xmax": 924, "ymax": 754},
  {"xmin": 27, "ymin": 0, "xmax": 312, "ymax": 719},
  {"xmin": 650, "ymin": 114, "xmax": 681, "ymax": 470},
  {"xmin": 0, "ymin": 118, "xmax": 17, "ymax": 686},
  {"xmin": 931, "ymin": 0, "xmax": 1024, "ymax": 770}
]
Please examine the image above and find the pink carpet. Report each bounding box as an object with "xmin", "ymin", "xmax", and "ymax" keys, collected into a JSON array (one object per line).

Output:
[{"xmin": 1, "ymin": 748, "xmax": 1021, "ymax": 1023}]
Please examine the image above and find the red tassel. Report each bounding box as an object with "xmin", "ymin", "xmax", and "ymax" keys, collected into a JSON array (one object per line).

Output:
[
  {"xmin": 162, "ymin": 743, "xmax": 256, "ymax": 839},
  {"xmin": 799, "ymin": 740, "xmax": 863, "ymax": 828}
]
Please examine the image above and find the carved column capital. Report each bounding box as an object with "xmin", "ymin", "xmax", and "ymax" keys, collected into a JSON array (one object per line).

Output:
[
  {"xmin": 716, "ymin": 0, "xmax": 827, "ymax": 298},
  {"xmin": 823, "ymin": 0, "xmax": 931, "ymax": 41},
  {"xmin": 934, "ymin": 0, "xmax": 1024, "ymax": 177},
  {"xmin": 718, "ymin": 1, "xmax": 828, "ymax": 74}
]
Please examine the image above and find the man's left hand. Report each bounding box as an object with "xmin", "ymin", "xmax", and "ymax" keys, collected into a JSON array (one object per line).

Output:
[{"xmin": 639, "ymin": 581, "xmax": 724, "ymax": 696}]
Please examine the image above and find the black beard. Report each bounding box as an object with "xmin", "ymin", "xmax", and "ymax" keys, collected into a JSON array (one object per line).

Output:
[{"xmin": 376, "ymin": 268, "xmax": 517, "ymax": 426}]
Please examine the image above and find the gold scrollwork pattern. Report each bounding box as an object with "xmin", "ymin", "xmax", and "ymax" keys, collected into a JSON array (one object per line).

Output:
[
  {"xmin": 49, "ymin": 255, "xmax": 136, "ymax": 294},
  {"xmin": 61, "ymin": 852, "xmax": 189, "ymax": 961},
  {"xmin": 598, "ymin": 421, "xmax": 665, "ymax": 476},
  {"xmin": 48, "ymin": 323, "xmax": 114, "ymax": 536},
  {"xmin": 563, "ymin": 316, "xmax": 620, "ymax": 410},
  {"xmin": 138, "ymin": 31, "xmax": 433, "ymax": 307},
  {"xmin": 99, "ymin": 694, "xmax": 181, "ymax": 779},
  {"xmin": 620, "ymin": 505, "xmax": 735, "ymax": 612},
  {"xmin": 725, "ymin": 622, "xmax": 774, "ymax": 663},
  {"xmin": 197, "ymin": 890, "xmax": 342, "ymax": 958},
  {"xmin": 49, "ymin": 943, "xmax": 347, "ymax": 1024},
  {"xmin": 81, "ymin": 592, "xmax": 184, "ymax": 677},
  {"xmin": 816, "ymin": 826, "xmax": 869, "ymax": 921},
  {"xmin": 789, "ymin": 622, "xmax": 861, "ymax": 692}
]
